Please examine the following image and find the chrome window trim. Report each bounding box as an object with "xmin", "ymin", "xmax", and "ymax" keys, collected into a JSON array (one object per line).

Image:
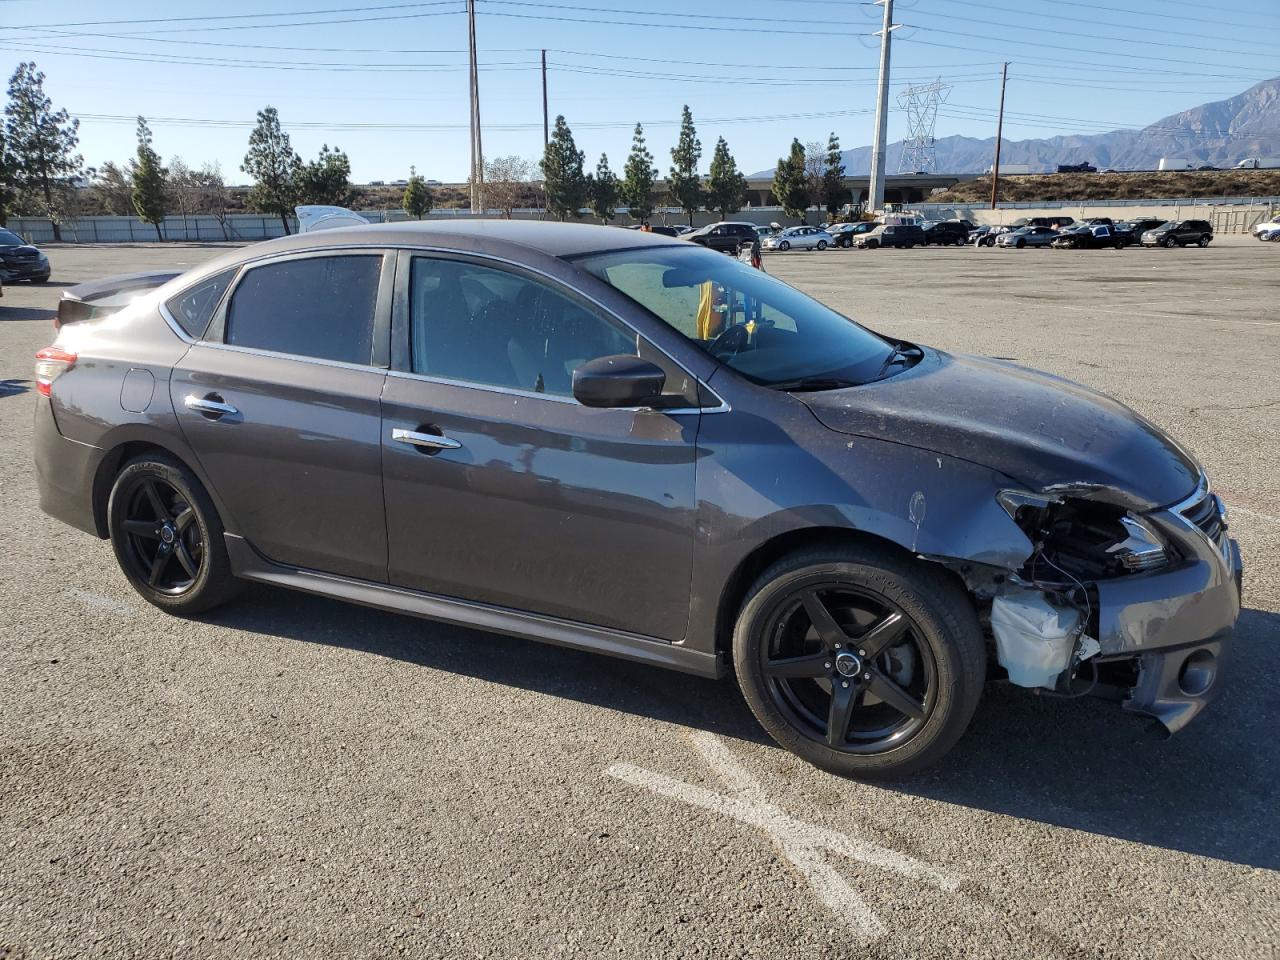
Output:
[
  {"xmin": 192, "ymin": 339, "xmax": 389, "ymax": 374},
  {"xmin": 384, "ymin": 367, "xmax": 726, "ymax": 415},
  {"xmin": 394, "ymin": 244, "xmax": 730, "ymax": 414},
  {"xmin": 157, "ymin": 301, "xmax": 195, "ymax": 344}
]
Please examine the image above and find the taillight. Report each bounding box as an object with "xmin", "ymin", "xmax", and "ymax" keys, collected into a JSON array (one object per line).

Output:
[{"xmin": 34, "ymin": 347, "xmax": 77, "ymax": 397}]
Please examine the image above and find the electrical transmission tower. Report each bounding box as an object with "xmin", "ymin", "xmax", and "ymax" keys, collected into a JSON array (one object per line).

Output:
[{"xmin": 897, "ymin": 79, "xmax": 951, "ymax": 173}]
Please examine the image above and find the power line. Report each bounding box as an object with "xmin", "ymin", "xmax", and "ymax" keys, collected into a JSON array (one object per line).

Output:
[{"xmin": 0, "ymin": 1, "xmax": 462, "ymax": 31}]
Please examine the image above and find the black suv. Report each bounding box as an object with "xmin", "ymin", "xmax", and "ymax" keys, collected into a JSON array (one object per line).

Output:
[
  {"xmin": 686, "ymin": 221, "xmax": 760, "ymax": 254},
  {"xmin": 856, "ymin": 223, "xmax": 927, "ymax": 249},
  {"xmin": 1141, "ymin": 220, "xmax": 1214, "ymax": 248},
  {"xmin": 923, "ymin": 221, "xmax": 969, "ymax": 246}
]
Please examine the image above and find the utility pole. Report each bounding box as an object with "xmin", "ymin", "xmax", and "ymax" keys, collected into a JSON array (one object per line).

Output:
[
  {"xmin": 541, "ymin": 49, "xmax": 549, "ymax": 149},
  {"xmin": 990, "ymin": 62, "xmax": 1008, "ymax": 210},
  {"xmin": 867, "ymin": 0, "xmax": 898, "ymax": 215},
  {"xmin": 466, "ymin": 0, "xmax": 484, "ymax": 213}
]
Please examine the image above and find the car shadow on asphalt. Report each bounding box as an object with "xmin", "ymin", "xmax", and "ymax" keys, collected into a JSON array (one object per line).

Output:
[{"xmin": 212, "ymin": 588, "xmax": 1279, "ymax": 872}]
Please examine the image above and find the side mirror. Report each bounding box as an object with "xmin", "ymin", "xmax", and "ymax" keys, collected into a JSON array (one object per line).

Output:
[{"xmin": 572, "ymin": 355, "xmax": 666, "ymax": 409}]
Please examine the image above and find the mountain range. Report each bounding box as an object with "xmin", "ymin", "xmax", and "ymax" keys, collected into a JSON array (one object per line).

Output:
[{"xmin": 752, "ymin": 77, "xmax": 1280, "ymax": 176}]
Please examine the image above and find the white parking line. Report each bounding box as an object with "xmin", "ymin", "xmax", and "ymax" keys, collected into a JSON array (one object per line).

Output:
[
  {"xmin": 607, "ymin": 732, "xmax": 961, "ymax": 943},
  {"xmin": 67, "ymin": 589, "xmax": 136, "ymax": 616}
]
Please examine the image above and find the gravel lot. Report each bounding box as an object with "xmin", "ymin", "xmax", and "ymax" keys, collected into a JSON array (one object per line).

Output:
[{"xmin": 2, "ymin": 237, "xmax": 1278, "ymax": 959}]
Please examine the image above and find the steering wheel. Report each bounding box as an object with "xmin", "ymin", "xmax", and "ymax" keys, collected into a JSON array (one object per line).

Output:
[{"xmin": 708, "ymin": 322, "xmax": 749, "ymax": 358}]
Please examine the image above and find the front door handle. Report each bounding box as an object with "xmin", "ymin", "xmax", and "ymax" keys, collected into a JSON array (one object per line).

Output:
[
  {"xmin": 392, "ymin": 427, "xmax": 462, "ymax": 452},
  {"xmin": 184, "ymin": 393, "xmax": 238, "ymax": 419}
]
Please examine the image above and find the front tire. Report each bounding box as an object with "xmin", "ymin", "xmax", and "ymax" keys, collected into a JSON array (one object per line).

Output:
[
  {"xmin": 778, "ymin": 240, "xmax": 790, "ymax": 251},
  {"xmin": 733, "ymin": 544, "xmax": 985, "ymax": 779},
  {"xmin": 1163, "ymin": 236, "xmax": 1177, "ymax": 248},
  {"xmin": 107, "ymin": 454, "xmax": 242, "ymax": 614}
]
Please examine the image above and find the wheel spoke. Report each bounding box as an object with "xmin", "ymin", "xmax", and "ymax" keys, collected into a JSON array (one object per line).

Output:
[
  {"xmin": 172, "ymin": 506, "xmax": 195, "ymax": 532},
  {"xmin": 173, "ymin": 540, "xmax": 199, "ymax": 578},
  {"xmin": 826, "ymin": 681, "xmax": 856, "ymax": 747},
  {"xmin": 142, "ymin": 480, "xmax": 169, "ymax": 520},
  {"xmin": 148, "ymin": 541, "xmax": 174, "ymax": 586},
  {"xmin": 763, "ymin": 652, "xmax": 830, "ymax": 679},
  {"xmin": 801, "ymin": 590, "xmax": 848, "ymax": 648},
  {"xmin": 855, "ymin": 611, "xmax": 908, "ymax": 659},
  {"xmin": 867, "ymin": 671, "xmax": 927, "ymax": 721},
  {"xmin": 122, "ymin": 519, "xmax": 160, "ymax": 539}
]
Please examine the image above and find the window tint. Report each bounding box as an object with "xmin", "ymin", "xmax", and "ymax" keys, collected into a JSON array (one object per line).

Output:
[
  {"xmin": 225, "ymin": 255, "xmax": 381, "ymax": 364},
  {"xmin": 166, "ymin": 268, "xmax": 236, "ymax": 339},
  {"xmin": 409, "ymin": 257, "xmax": 636, "ymax": 397}
]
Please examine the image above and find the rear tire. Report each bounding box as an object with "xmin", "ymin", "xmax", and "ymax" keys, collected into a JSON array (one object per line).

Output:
[
  {"xmin": 1198, "ymin": 235, "xmax": 1211, "ymax": 247},
  {"xmin": 733, "ymin": 544, "xmax": 986, "ymax": 779},
  {"xmin": 107, "ymin": 454, "xmax": 242, "ymax": 615},
  {"xmin": 816, "ymin": 240, "xmax": 827, "ymax": 250}
]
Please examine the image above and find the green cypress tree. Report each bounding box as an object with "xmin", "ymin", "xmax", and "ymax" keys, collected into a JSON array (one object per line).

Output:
[
  {"xmin": 668, "ymin": 105, "xmax": 702, "ymax": 226},
  {"xmin": 540, "ymin": 115, "xmax": 587, "ymax": 221},
  {"xmin": 822, "ymin": 132, "xmax": 849, "ymax": 215},
  {"xmin": 621, "ymin": 123, "xmax": 658, "ymax": 223},
  {"xmin": 241, "ymin": 106, "xmax": 302, "ymax": 235},
  {"xmin": 402, "ymin": 166, "xmax": 433, "ymax": 219},
  {"xmin": 131, "ymin": 117, "xmax": 167, "ymax": 241},
  {"xmin": 589, "ymin": 153, "xmax": 619, "ymax": 224},
  {"xmin": 706, "ymin": 137, "xmax": 747, "ymax": 221},
  {"xmin": 772, "ymin": 138, "xmax": 811, "ymax": 222}
]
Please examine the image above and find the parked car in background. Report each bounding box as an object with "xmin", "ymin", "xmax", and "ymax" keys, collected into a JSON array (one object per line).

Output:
[
  {"xmin": 1251, "ymin": 214, "xmax": 1280, "ymax": 240},
  {"xmin": 856, "ymin": 223, "xmax": 926, "ymax": 249},
  {"xmin": 1050, "ymin": 224, "xmax": 1124, "ymax": 249},
  {"xmin": 1114, "ymin": 219, "xmax": 1167, "ymax": 246},
  {"xmin": 995, "ymin": 226, "xmax": 1060, "ymax": 248},
  {"xmin": 1141, "ymin": 220, "xmax": 1214, "ymax": 248},
  {"xmin": 687, "ymin": 221, "xmax": 760, "ymax": 253},
  {"xmin": 969, "ymin": 225, "xmax": 998, "ymax": 247},
  {"xmin": 1057, "ymin": 162, "xmax": 1097, "ymax": 173},
  {"xmin": 33, "ymin": 219, "xmax": 1240, "ymax": 778},
  {"xmin": 827, "ymin": 222, "xmax": 878, "ymax": 248},
  {"xmin": 762, "ymin": 226, "xmax": 833, "ymax": 251},
  {"xmin": 647, "ymin": 226, "xmax": 683, "ymax": 238},
  {"xmin": 0, "ymin": 228, "xmax": 51, "ymax": 284},
  {"xmin": 1046, "ymin": 216, "xmax": 1076, "ymax": 229},
  {"xmin": 923, "ymin": 221, "xmax": 970, "ymax": 246}
]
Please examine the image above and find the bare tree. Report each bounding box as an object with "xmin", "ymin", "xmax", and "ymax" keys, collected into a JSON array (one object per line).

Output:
[
  {"xmin": 804, "ymin": 141, "xmax": 826, "ymax": 210},
  {"xmin": 192, "ymin": 162, "xmax": 232, "ymax": 240},
  {"xmin": 483, "ymin": 155, "xmax": 533, "ymax": 219},
  {"xmin": 168, "ymin": 156, "xmax": 199, "ymax": 238}
]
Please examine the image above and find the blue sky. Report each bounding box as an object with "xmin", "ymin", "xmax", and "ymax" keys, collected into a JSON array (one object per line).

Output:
[{"xmin": 2, "ymin": 0, "xmax": 1277, "ymax": 184}]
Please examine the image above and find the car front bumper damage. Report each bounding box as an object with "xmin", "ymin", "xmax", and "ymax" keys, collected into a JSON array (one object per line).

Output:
[{"xmin": 983, "ymin": 479, "xmax": 1242, "ymax": 733}]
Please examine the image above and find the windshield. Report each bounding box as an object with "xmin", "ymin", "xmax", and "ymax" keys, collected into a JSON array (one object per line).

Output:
[
  {"xmin": 576, "ymin": 245, "xmax": 893, "ymax": 387},
  {"xmin": 0, "ymin": 229, "xmax": 24, "ymax": 246}
]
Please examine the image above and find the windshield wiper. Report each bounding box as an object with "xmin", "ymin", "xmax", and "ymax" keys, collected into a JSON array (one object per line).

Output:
[
  {"xmin": 767, "ymin": 376, "xmax": 862, "ymax": 392},
  {"xmin": 873, "ymin": 342, "xmax": 923, "ymax": 381}
]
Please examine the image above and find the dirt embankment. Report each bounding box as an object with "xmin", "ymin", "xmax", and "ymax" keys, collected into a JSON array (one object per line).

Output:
[{"xmin": 931, "ymin": 170, "xmax": 1280, "ymax": 204}]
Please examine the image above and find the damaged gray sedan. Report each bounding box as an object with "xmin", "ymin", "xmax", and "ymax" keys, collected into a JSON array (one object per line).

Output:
[{"xmin": 32, "ymin": 221, "xmax": 1242, "ymax": 778}]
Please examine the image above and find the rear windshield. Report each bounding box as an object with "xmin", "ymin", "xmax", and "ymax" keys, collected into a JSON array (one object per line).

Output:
[{"xmin": 575, "ymin": 245, "xmax": 892, "ymax": 388}]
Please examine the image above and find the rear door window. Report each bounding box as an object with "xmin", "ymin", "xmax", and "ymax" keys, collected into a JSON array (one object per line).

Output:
[{"xmin": 224, "ymin": 254, "xmax": 382, "ymax": 365}]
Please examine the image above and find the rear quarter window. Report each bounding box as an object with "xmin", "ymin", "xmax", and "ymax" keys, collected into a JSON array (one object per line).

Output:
[{"xmin": 165, "ymin": 268, "xmax": 237, "ymax": 339}]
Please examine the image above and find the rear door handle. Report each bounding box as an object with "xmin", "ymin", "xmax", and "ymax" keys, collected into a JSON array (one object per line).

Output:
[
  {"xmin": 184, "ymin": 393, "xmax": 238, "ymax": 418},
  {"xmin": 392, "ymin": 427, "xmax": 462, "ymax": 451}
]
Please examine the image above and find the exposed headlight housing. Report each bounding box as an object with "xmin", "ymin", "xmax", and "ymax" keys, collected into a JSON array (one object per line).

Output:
[{"xmin": 1107, "ymin": 515, "xmax": 1169, "ymax": 572}]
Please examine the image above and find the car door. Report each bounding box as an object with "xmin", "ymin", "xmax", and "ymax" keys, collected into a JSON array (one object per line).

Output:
[
  {"xmin": 170, "ymin": 249, "xmax": 394, "ymax": 582},
  {"xmin": 379, "ymin": 251, "xmax": 701, "ymax": 641}
]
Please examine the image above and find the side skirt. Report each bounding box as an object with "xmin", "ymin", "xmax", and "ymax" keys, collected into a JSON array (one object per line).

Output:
[{"xmin": 225, "ymin": 534, "xmax": 726, "ymax": 679}]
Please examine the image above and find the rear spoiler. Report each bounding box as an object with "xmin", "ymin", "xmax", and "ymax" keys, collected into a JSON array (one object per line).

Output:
[{"xmin": 55, "ymin": 270, "xmax": 181, "ymax": 329}]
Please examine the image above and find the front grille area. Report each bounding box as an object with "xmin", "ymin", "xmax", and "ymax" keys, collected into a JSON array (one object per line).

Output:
[{"xmin": 1181, "ymin": 492, "xmax": 1225, "ymax": 544}]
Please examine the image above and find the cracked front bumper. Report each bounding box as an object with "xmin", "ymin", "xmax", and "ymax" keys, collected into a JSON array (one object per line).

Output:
[{"xmin": 1093, "ymin": 488, "xmax": 1242, "ymax": 732}]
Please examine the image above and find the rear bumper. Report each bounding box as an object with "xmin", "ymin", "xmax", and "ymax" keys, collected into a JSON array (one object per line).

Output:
[{"xmin": 33, "ymin": 398, "xmax": 103, "ymax": 537}]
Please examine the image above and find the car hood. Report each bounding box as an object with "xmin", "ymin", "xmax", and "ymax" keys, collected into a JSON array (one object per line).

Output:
[
  {"xmin": 0, "ymin": 244, "xmax": 43, "ymax": 258},
  {"xmin": 798, "ymin": 349, "xmax": 1200, "ymax": 510}
]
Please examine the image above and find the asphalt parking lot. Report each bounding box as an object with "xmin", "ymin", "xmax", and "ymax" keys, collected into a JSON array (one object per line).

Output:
[{"xmin": 2, "ymin": 237, "xmax": 1278, "ymax": 959}]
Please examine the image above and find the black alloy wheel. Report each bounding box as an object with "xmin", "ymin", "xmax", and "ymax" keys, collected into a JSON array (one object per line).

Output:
[
  {"xmin": 733, "ymin": 545, "xmax": 985, "ymax": 779},
  {"xmin": 759, "ymin": 583, "xmax": 936, "ymax": 753},
  {"xmin": 118, "ymin": 477, "xmax": 203, "ymax": 595},
  {"xmin": 108, "ymin": 454, "xmax": 242, "ymax": 613}
]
